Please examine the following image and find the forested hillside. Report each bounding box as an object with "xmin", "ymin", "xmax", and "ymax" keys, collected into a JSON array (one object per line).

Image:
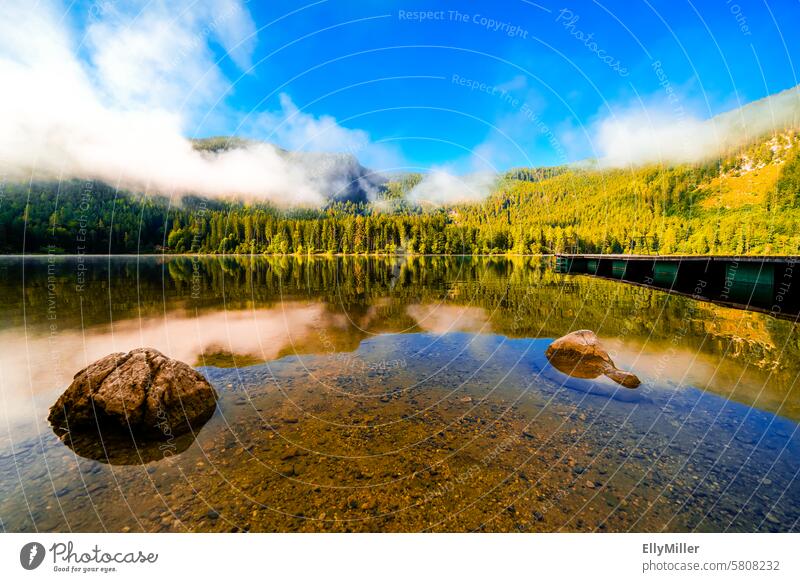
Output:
[{"xmin": 2, "ymin": 130, "xmax": 799, "ymax": 255}]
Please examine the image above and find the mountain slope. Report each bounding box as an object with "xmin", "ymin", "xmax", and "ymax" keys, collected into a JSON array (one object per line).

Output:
[{"xmin": 2, "ymin": 93, "xmax": 800, "ymax": 255}]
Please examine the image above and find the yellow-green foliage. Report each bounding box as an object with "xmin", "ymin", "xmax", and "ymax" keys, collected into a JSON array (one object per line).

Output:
[{"xmin": 4, "ymin": 133, "xmax": 800, "ymax": 256}]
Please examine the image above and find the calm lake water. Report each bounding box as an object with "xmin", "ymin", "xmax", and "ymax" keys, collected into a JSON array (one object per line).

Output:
[{"xmin": 0, "ymin": 255, "xmax": 799, "ymax": 532}]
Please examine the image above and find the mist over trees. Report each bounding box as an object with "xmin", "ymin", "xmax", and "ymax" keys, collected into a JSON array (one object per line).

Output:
[{"xmin": 2, "ymin": 132, "xmax": 799, "ymax": 256}]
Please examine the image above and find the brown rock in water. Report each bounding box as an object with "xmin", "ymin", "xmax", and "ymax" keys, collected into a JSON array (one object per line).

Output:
[
  {"xmin": 49, "ymin": 348, "xmax": 217, "ymax": 438},
  {"xmin": 545, "ymin": 330, "xmax": 640, "ymax": 389}
]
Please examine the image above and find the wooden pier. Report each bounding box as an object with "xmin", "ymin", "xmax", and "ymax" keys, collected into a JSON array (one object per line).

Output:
[{"xmin": 554, "ymin": 254, "xmax": 799, "ymax": 320}]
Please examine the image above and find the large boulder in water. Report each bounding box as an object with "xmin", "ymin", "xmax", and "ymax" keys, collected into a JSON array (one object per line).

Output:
[
  {"xmin": 545, "ymin": 330, "xmax": 640, "ymax": 389},
  {"xmin": 48, "ymin": 348, "xmax": 217, "ymax": 439}
]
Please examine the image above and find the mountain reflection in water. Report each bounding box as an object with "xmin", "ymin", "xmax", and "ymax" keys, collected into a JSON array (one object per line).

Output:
[{"xmin": 0, "ymin": 255, "xmax": 798, "ymax": 532}]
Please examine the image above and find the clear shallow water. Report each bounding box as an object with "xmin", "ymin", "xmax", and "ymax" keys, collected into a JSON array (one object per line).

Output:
[{"xmin": 0, "ymin": 255, "xmax": 798, "ymax": 532}]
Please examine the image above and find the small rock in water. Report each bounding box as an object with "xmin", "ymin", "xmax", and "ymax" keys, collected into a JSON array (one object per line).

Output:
[
  {"xmin": 765, "ymin": 513, "xmax": 780, "ymax": 525},
  {"xmin": 206, "ymin": 509, "xmax": 220, "ymax": 520},
  {"xmin": 545, "ymin": 330, "xmax": 640, "ymax": 388},
  {"xmin": 280, "ymin": 448, "xmax": 301, "ymax": 461}
]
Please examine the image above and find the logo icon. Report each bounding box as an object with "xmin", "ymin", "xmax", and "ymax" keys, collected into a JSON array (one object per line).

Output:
[{"xmin": 20, "ymin": 542, "xmax": 46, "ymax": 570}]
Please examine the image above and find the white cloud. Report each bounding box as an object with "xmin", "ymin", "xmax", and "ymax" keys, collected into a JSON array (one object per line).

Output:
[
  {"xmin": 253, "ymin": 94, "xmax": 371, "ymax": 155},
  {"xmin": 405, "ymin": 126, "xmax": 506, "ymax": 206},
  {"xmin": 207, "ymin": 0, "xmax": 258, "ymax": 70},
  {"xmin": 407, "ymin": 168, "xmax": 497, "ymax": 206},
  {"xmin": 592, "ymin": 86, "xmax": 800, "ymax": 167},
  {"xmin": 85, "ymin": 0, "xmax": 257, "ymax": 113},
  {"xmin": 246, "ymin": 93, "xmax": 403, "ymax": 173},
  {"xmin": 87, "ymin": 10, "xmax": 221, "ymax": 113},
  {"xmin": 594, "ymin": 105, "xmax": 710, "ymax": 166},
  {"xmin": 0, "ymin": 0, "xmax": 387, "ymax": 205}
]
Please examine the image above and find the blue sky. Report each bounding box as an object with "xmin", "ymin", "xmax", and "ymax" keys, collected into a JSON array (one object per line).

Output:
[
  {"xmin": 197, "ymin": 0, "xmax": 800, "ymax": 170},
  {"xmin": 3, "ymin": 0, "xmax": 800, "ymax": 203}
]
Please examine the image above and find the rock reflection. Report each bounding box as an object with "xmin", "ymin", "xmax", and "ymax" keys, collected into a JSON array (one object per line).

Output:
[{"xmin": 53, "ymin": 425, "xmax": 198, "ymax": 465}]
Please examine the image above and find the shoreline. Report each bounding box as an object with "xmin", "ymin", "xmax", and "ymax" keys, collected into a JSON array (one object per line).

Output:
[
  {"xmin": 2, "ymin": 252, "xmax": 550, "ymax": 258},
  {"xmin": 0, "ymin": 252, "xmax": 796, "ymax": 259}
]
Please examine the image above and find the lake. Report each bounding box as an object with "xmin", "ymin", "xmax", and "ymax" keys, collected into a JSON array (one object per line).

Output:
[{"xmin": 0, "ymin": 255, "xmax": 799, "ymax": 532}]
